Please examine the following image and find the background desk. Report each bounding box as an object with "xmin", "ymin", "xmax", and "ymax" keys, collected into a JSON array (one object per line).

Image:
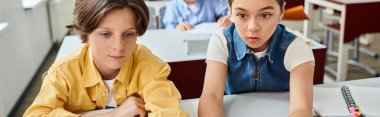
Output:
[
  {"xmin": 57, "ymin": 29, "xmax": 326, "ymax": 99},
  {"xmin": 304, "ymin": 0, "xmax": 380, "ymax": 81}
]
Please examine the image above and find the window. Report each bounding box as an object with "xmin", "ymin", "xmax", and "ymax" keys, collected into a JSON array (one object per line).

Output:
[
  {"xmin": 0, "ymin": 22, "xmax": 9, "ymax": 32},
  {"xmin": 22, "ymin": 0, "xmax": 45, "ymax": 10}
]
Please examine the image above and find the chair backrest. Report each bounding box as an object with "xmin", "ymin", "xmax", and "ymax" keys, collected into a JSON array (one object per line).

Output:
[
  {"xmin": 159, "ymin": 6, "xmax": 166, "ymax": 29},
  {"xmin": 147, "ymin": 6, "xmax": 158, "ymax": 29},
  {"xmin": 283, "ymin": 5, "xmax": 309, "ymax": 20},
  {"xmin": 285, "ymin": 0, "xmax": 304, "ymax": 10}
]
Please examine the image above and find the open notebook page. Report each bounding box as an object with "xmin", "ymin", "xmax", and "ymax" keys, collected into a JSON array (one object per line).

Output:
[
  {"xmin": 349, "ymin": 85, "xmax": 380, "ymax": 117},
  {"xmin": 313, "ymin": 87, "xmax": 350, "ymax": 116}
]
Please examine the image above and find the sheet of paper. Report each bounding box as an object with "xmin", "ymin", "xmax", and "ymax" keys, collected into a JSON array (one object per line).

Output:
[{"xmin": 186, "ymin": 22, "xmax": 223, "ymax": 35}]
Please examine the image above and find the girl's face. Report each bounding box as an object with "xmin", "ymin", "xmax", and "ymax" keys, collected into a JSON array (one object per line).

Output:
[
  {"xmin": 87, "ymin": 8, "xmax": 137, "ymax": 71},
  {"xmin": 231, "ymin": 0, "xmax": 284, "ymax": 52}
]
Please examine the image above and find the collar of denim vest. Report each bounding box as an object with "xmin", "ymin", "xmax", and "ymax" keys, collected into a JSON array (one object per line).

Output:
[{"xmin": 223, "ymin": 23, "xmax": 286, "ymax": 64}]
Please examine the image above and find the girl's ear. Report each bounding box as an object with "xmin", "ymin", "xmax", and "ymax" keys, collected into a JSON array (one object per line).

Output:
[
  {"xmin": 229, "ymin": 6, "xmax": 235, "ymax": 22},
  {"xmin": 279, "ymin": 2, "xmax": 286, "ymax": 21}
]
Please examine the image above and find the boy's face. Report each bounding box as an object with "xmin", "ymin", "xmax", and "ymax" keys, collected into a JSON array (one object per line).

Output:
[
  {"xmin": 231, "ymin": 0, "xmax": 284, "ymax": 52},
  {"xmin": 185, "ymin": 0, "xmax": 197, "ymax": 4},
  {"xmin": 87, "ymin": 8, "xmax": 137, "ymax": 71}
]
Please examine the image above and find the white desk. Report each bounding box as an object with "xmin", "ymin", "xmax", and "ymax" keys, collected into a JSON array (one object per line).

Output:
[
  {"xmin": 56, "ymin": 29, "xmax": 210, "ymax": 62},
  {"xmin": 82, "ymin": 92, "xmax": 291, "ymax": 117},
  {"xmin": 57, "ymin": 29, "xmax": 325, "ymax": 62},
  {"xmin": 303, "ymin": 0, "xmax": 380, "ymax": 81},
  {"xmin": 181, "ymin": 92, "xmax": 290, "ymax": 117},
  {"xmin": 82, "ymin": 78, "xmax": 380, "ymax": 117},
  {"xmin": 180, "ymin": 77, "xmax": 380, "ymax": 117},
  {"xmin": 316, "ymin": 77, "xmax": 380, "ymax": 88}
]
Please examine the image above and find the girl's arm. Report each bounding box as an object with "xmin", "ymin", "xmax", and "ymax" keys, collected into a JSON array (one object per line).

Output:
[
  {"xmin": 289, "ymin": 61, "xmax": 314, "ymax": 117},
  {"xmin": 198, "ymin": 61, "xmax": 227, "ymax": 117}
]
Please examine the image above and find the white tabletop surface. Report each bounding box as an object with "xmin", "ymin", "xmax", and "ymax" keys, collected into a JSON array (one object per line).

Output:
[
  {"xmin": 56, "ymin": 29, "xmax": 211, "ymax": 62},
  {"xmin": 181, "ymin": 92, "xmax": 290, "ymax": 117},
  {"xmin": 81, "ymin": 77, "xmax": 379, "ymax": 117},
  {"xmin": 180, "ymin": 77, "xmax": 380, "ymax": 117}
]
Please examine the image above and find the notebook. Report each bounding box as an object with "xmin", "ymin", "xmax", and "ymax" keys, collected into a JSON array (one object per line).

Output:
[{"xmin": 313, "ymin": 85, "xmax": 380, "ymax": 117}]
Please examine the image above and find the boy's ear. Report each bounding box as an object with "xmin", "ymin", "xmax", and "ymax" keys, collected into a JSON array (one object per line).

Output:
[{"xmin": 80, "ymin": 35, "xmax": 88, "ymax": 43}]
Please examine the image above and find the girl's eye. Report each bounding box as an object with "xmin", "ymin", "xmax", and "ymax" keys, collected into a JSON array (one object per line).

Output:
[
  {"xmin": 100, "ymin": 32, "xmax": 111, "ymax": 38},
  {"xmin": 124, "ymin": 32, "xmax": 136, "ymax": 38},
  {"xmin": 237, "ymin": 14, "xmax": 247, "ymax": 19},
  {"xmin": 260, "ymin": 13, "xmax": 272, "ymax": 19}
]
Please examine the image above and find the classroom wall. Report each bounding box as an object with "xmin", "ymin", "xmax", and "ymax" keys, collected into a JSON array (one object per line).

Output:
[
  {"xmin": 0, "ymin": 0, "xmax": 52, "ymax": 115},
  {"xmin": 48, "ymin": 0, "xmax": 74, "ymax": 43}
]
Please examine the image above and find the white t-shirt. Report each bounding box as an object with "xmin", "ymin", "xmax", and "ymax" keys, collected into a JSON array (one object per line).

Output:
[
  {"xmin": 206, "ymin": 30, "xmax": 315, "ymax": 71},
  {"xmin": 103, "ymin": 79, "xmax": 117, "ymax": 108},
  {"xmin": 188, "ymin": 4, "xmax": 199, "ymax": 14}
]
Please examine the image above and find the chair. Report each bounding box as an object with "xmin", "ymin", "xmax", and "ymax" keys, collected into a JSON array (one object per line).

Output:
[
  {"xmin": 283, "ymin": 5, "xmax": 326, "ymax": 84},
  {"xmin": 318, "ymin": 8, "xmax": 379, "ymax": 77},
  {"xmin": 159, "ymin": 6, "xmax": 166, "ymax": 29},
  {"xmin": 147, "ymin": 6, "xmax": 159, "ymax": 29}
]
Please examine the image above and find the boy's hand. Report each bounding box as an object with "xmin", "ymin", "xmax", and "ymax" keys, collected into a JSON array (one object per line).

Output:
[
  {"xmin": 176, "ymin": 22, "xmax": 194, "ymax": 32},
  {"xmin": 217, "ymin": 16, "xmax": 232, "ymax": 27},
  {"xmin": 112, "ymin": 96, "xmax": 146, "ymax": 117}
]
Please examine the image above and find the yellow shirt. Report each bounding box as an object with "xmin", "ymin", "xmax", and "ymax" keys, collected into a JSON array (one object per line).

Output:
[{"xmin": 24, "ymin": 44, "xmax": 189, "ymax": 117}]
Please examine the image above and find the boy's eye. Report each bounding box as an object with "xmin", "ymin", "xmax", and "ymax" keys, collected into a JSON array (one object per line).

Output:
[
  {"xmin": 100, "ymin": 32, "xmax": 111, "ymax": 38},
  {"xmin": 124, "ymin": 32, "xmax": 136, "ymax": 38},
  {"xmin": 237, "ymin": 14, "xmax": 247, "ymax": 19}
]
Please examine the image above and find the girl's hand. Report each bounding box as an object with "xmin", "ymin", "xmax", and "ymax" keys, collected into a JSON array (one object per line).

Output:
[{"xmin": 112, "ymin": 96, "xmax": 146, "ymax": 117}]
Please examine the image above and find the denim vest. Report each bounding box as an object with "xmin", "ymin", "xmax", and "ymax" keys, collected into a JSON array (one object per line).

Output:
[{"xmin": 223, "ymin": 23, "xmax": 296, "ymax": 94}]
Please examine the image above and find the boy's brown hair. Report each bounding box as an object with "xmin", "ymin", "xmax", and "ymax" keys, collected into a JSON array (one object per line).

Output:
[{"xmin": 67, "ymin": 0, "xmax": 149, "ymax": 42}]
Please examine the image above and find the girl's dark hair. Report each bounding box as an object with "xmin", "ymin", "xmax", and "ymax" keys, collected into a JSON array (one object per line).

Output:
[
  {"xmin": 228, "ymin": 0, "xmax": 285, "ymax": 12},
  {"xmin": 67, "ymin": 0, "xmax": 149, "ymax": 42}
]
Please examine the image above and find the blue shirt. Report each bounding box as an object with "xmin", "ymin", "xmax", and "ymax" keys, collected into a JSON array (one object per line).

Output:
[
  {"xmin": 223, "ymin": 23, "xmax": 297, "ymax": 94},
  {"xmin": 162, "ymin": 0, "xmax": 229, "ymax": 29}
]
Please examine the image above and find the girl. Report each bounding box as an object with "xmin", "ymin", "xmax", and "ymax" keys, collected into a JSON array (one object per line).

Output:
[
  {"xmin": 198, "ymin": 0, "xmax": 315, "ymax": 116},
  {"xmin": 24, "ymin": 0, "xmax": 188, "ymax": 116}
]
